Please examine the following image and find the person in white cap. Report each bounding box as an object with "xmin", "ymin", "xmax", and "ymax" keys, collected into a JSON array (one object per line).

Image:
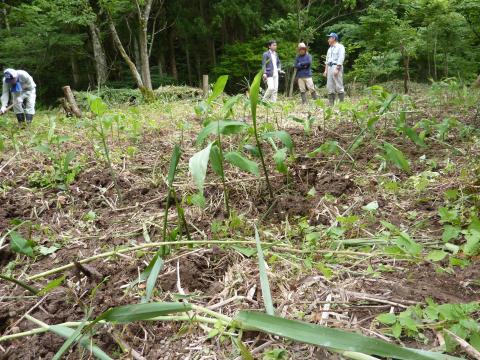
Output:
[
  {"xmin": 1, "ymin": 68, "xmax": 37, "ymax": 123},
  {"xmin": 323, "ymin": 33, "xmax": 345, "ymax": 106},
  {"xmin": 294, "ymin": 42, "xmax": 317, "ymax": 104}
]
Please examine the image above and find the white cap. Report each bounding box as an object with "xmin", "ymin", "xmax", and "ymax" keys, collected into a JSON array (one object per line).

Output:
[
  {"xmin": 298, "ymin": 42, "xmax": 307, "ymax": 49},
  {"xmin": 4, "ymin": 68, "xmax": 18, "ymax": 80}
]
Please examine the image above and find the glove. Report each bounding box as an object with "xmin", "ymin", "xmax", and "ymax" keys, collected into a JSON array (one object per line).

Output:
[{"xmin": 0, "ymin": 106, "xmax": 6, "ymax": 114}]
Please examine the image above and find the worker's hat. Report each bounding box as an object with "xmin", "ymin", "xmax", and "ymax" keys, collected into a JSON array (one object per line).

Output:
[
  {"xmin": 297, "ymin": 42, "xmax": 307, "ymax": 49},
  {"xmin": 4, "ymin": 69, "xmax": 18, "ymax": 83}
]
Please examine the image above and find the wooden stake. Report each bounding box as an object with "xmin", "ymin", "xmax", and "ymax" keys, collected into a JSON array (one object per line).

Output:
[
  {"xmin": 202, "ymin": 74, "xmax": 209, "ymax": 98},
  {"xmin": 62, "ymin": 85, "xmax": 82, "ymax": 118}
]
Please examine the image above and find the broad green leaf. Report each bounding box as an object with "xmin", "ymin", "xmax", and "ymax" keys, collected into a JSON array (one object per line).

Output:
[
  {"xmin": 392, "ymin": 322, "xmax": 402, "ymax": 338},
  {"xmin": 403, "ymin": 126, "xmax": 426, "ymax": 147},
  {"xmin": 273, "ymin": 148, "xmax": 288, "ymax": 174},
  {"xmin": 209, "ymin": 144, "xmax": 224, "ymax": 177},
  {"xmin": 167, "ymin": 145, "xmax": 181, "ymax": 186},
  {"xmin": 362, "ymin": 201, "xmax": 379, "ymax": 212},
  {"xmin": 142, "ymin": 255, "xmax": 164, "ymax": 303},
  {"xmin": 262, "ymin": 131, "xmax": 294, "ymax": 152},
  {"xmin": 383, "ymin": 142, "xmax": 410, "ymax": 172},
  {"xmin": 394, "ymin": 232, "xmax": 422, "ymax": 256},
  {"xmin": 463, "ymin": 217, "xmax": 480, "ymax": 256},
  {"xmin": 222, "ymin": 94, "xmax": 242, "ymax": 118},
  {"xmin": 233, "ymin": 337, "xmax": 254, "ymax": 360},
  {"xmin": 33, "ymin": 144, "xmax": 51, "ymax": 155},
  {"xmin": 208, "ymin": 75, "xmax": 228, "ymax": 103},
  {"xmin": 10, "ymin": 231, "xmax": 35, "ymax": 257},
  {"xmin": 38, "ymin": 275, "xmax": 65, "ymax": 296},
  {"xmin": 442, "ymin": 225, "xmax": 461, "ymax": 243},
  {"xmin": 94, "ymin": 302, "xmax": 191, "ymax": 324},
  {"xmin": 236, "ymin": 311, "xmax": 460, "ymax": 360},
  {"xmin": 196, "ymin": 120, "xmax": 248, "ymax": 145},
  {"xmin": 244, "ymin": 144, "xmax": 260, "ymax": 158},
  {"xmin": 308, "ymin": 140, "xmax": 340, "ymax": 157},
  {"xmin": 426, "ymin": 250, "xmax": 448, "ymax": 262},
  {"xmin": 189, "ymin": 143, "xmax": 213, "ymax": 194},
  {"xmin": 254, "ymin": 226, "xmax": 274, "ymax": 316},
  {"xmin": 49, "ymin": 324, "xmax": 112, "ymax": 360},
  {"xmin": 224, "ymin": 151, "xmax": 260, "ymax": 176},
  {"xmin": 88, "ymin": 96, "xmax": 108, "ymax": 116},
  {"xmin": 376, "ymin": 313, "xmax": 397, "ymax": 325},
  {"xmin": 232, "ymin": 245, "xmax": 257, "ymax": 258},
  {"xmin": 367, "ymin": 115, "xmax": 380, "ymax": 130}
]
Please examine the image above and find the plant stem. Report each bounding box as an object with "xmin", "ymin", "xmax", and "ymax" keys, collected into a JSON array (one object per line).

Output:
[
  {"xmin": 216, "ymin": 130, "xmax": 230, "ymax": 216},
  {"xmin": 0, "ymin": 274, "xmax": 39, "ymax": 295},
  {"xmin": 171, "ymin": 188, "xmax": 192, "ymax": 242},
  {"xmin": 253, "ymin": 120, "xmax": 274, "ymax": 200}
]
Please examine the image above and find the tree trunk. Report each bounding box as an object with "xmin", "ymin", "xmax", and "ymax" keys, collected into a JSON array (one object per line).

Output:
[
  {"xmin": 433, "ymin": 35, "xmax": 437, "ymax": 80},
  {"xmin": 444, "ymin": 50, "xmax": 448, "ymax": 78},
  {"xmin": 169, "ymin": 30, "xmax": 178, "ymax": 81},
  {"xmin": 71, "ymin": 54, "xmax": 80, "ymax": 88},
  {"xmin": 88, "ymin": 22, "xmax": 108, "ymax": 86},
  {"xmin": 107, "ymin": 14, "xmax": 145, "ymax": 90},
  {"xmin": 403, "ymin": 54, "xmax": 410, "ymax": 94},
  {"xmin": 210, "ymin": 39, "xmax": 217, "ymax": 66},
  {"xmin": 158, "ymin": 53, "xmax": 164, "ymax": 78},
  {"xmin": 136, "ymin": 0, "xmax": 153, "ymax": 90},
  {"xmin": 133, "ymin": 34, "xmax": 142, "ymax": 73},
  {"xmin": 63, "ymin": 86, "xmax": 82, "ymax": 118},
  {"xmin": 186, "ymin": 45, "xmax": 192, "ymax": 85},
  {"xmin": 195, "ymin": 53, "xmax": 201, "ymax": 85},
  {"xmin": 2, "ymin": 0, "xmax": 10, "ymax": 33}
]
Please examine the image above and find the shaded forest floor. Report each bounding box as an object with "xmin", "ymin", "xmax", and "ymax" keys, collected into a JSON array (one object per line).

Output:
[{"xmin": 1, "ymin": 81, "xmax": 480, "ymax": 359}]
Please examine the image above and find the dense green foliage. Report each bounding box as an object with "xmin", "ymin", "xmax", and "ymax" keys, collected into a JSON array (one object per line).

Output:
[{"xmin": 0, "ymin": 0, "xmax": 479, "ymax": 103}]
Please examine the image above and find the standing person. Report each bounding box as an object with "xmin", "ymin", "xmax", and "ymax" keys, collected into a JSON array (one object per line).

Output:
[
  {"xmin": 1, "ymin": 68, "xmax": 36, "ymax": 123},
  {"xmin": 294, "ymin": 42, "xmax": 317, "ymax": 104},
  {"xmin": 262, "ymin": 40, "xmax": 284, "ymax": 102},
  {"xmin": 323, "ymin": 33, "xmax": 345, "ymax": 106}
]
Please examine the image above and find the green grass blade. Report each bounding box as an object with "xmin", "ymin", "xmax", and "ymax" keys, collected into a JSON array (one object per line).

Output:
[
  {"xmin": 52, "ymin": 321, "xmax": 87, "ymax": 360},
  {"xmin": 224, "ymin": 151, "xmax": 260, "ymax": 176},
  {"xmin": 378, "ymin": 93, "xmax": 398, "ymax": 115},
  {"xmin": 167, "ymin": 144, "xmax": 181, "ymax": 186},
  {"xmin": 254, "ymin": 226, "xmax": 274, "ymax": 315},
  {"xmin": 49, "ymin": 324, "xmax": 112, "ymax": 360},
  {"xmin": 94, "ymin": 302, "xmax": 191, "ymax": 324},
  {"xmin": 236, "ymin": 311, "xmax": 461, "ymax": 360},
  {"xmin": 142, "ymin": 254, "xmax": 164, "ymax": 303}
]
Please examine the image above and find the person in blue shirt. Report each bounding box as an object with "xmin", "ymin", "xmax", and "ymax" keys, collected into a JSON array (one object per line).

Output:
[{"xmin": 294, "ymin": 42, "xmax": 317, "ymax": 104}]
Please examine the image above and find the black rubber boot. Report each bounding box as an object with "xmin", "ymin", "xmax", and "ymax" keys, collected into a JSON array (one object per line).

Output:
[
  {"xmin": 311, "ymin": 91, "xmax": 318, "ymax": 100},
  {"xmin": 16, "ymin": 113, "xmax": 25, "ymax": 123},
  {"xmin": 338, "ymin": 93, "xmax": 345, "ymax": 102},
  {"xmin": 300, "ymin": 92, "xmax": 307, "ymax": 104},
  {"xmin": 26, "ymin": 114, "xmax": 33, "ymax": 124},
  {"xmin": 328, "ymin": 94, "xmax": 336, "ymax": 106}
]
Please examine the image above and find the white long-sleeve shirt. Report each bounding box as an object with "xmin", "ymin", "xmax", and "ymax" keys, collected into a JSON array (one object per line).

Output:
[
  {"xmin": 1, "ymin": 70, "xmax": 36, "ymax": 108},
  {"xmin": 326, "ymin": 43, "xmax": 345, "ymax": 66}
]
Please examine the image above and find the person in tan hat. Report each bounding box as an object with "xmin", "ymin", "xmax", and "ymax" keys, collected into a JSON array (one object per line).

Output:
[{"xmin": 294, "ymin": 42, "xmax": 317, "ymax": 104}]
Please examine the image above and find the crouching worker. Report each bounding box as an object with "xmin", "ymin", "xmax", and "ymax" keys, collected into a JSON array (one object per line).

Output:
[
  {"xmin": 294, "ymin": 42, "xmax": 317, "ymax": 104},
  {"xmin": 1, "ymin": 68, "xmax": 36, "ymax": 123}
]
